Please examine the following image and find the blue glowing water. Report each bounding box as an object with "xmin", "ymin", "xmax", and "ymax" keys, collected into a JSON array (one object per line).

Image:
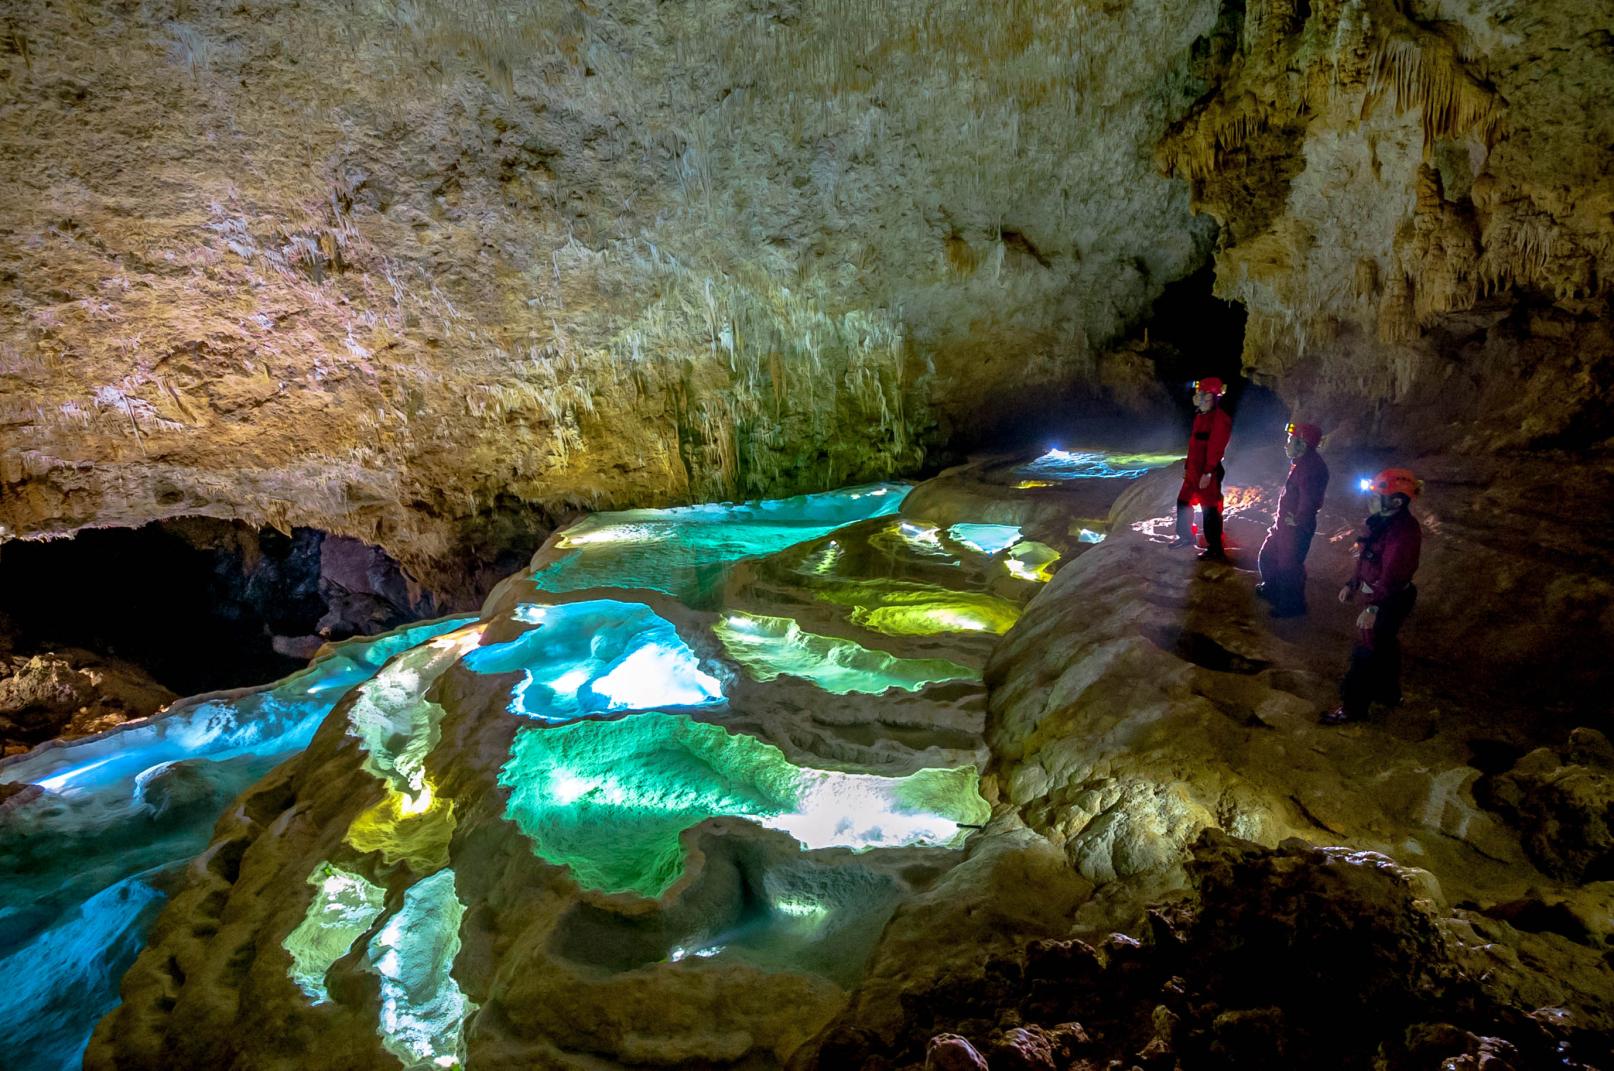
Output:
[
  {"xmin": 947, "ymin": 523, "xmax": 1024, "ymax": 556},
  {"xmin": 464, "ymin": 600, "xmax": 724, "ymax": 721},
  {"xmin": 0, "ymin": 616, "xmax": 474, "ymax": 1071},
  {"xmin": 529, "ymin": 482, "xmax": 907, "ymax": 605},
  {"xmin": 0, "ymin": 481, "xmax": 979, "ymax": 1071},
  {"xmin": 0, "ymin": 870, "xmax": 166, "ymax": 1071}
]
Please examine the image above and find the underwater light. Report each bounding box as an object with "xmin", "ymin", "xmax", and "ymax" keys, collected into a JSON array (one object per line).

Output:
[
  {"xmin": 367, "ymin": 870, "xmax": 475, "ymax": 1071},
  {"xmin": 897, "ymin": 521, "xmax": 942, "ymax": 546},
  {"xmin": 498, "ymin": 714, "xmax": 989, "ymax": 897},
  {"xmin": 771, "ymin": 896, "xmax": 831, "ymax": 919},
  {"xmin": 557, "ymin": 523, "xmax": 670, "ymax": 548},
  {"xmin": 947, "ymin": 523, "xmax": 1023, "ymax": 556},
  {"xmin": 34, "ymin": 754, "xmax": 120, "ymax": 793},
  {"xmin": 398, "ymin": 781, "xmax": 434, "ymax": 816},
  {"xmin": 714, "ymin": 611, "xmax": 977, "ymax": 695},
  {"xmin": 284, "ymin": 863, "xmax": 387, "ymax": 1004},
  {"xmin": 592, "ymin": 644, "xmax": 723, "ymax": 708}
]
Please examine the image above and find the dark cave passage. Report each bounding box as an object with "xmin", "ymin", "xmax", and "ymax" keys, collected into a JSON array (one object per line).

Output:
[{"xmin": 0, "ymin": 518, "xmax": 433, "ymax": 698}]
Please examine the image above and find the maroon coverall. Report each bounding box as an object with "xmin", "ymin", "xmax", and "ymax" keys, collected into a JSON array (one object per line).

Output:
[
  {"xmin": 1340, "ymin": 508, "xmax": 1423, "ymax": 717},
  {"xmin": 1257, "ymin": 449, "xmax": 1329, "ymax": 613},
  {"xmin": 1175, "ymin": 404, "xmax": 1233, "ymax": 551}
]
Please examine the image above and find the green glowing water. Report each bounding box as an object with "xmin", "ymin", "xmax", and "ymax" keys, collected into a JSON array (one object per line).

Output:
[
  {"xmin": 368, "ymin": 869, "xmax": 475, "ymax": 1071},
  {"xmin": 498, "ymin": 713, "xmax": 989, "ymax": 899},
  {"xmin": 714, "ymin": 611, "xmax": 977, "ymax": 694},
  {"xmin": 283, "ymin": 862, "xmax": 387, "ymax": 1004},
  {"xmin": 809, "ymin": 580, "xmax": 1022, "ymax": 636}
]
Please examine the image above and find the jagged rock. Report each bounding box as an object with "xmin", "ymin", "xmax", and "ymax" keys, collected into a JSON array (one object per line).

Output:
[
  {"xmin": 0, "ymin": 648, "xmax": 174, "ymax": 747},
  {"xmin": 1159, "ymin": 0, "xmax": 1614, "ymax": 453},
  {"xmin": 985, "ymin": 1024, "xmax": 1058, "ymax": 1070},
  {"xmin": 925, "ymin": 1034, "xmax": 988, "ymax": 1071},
  {"xmin": 1488, "ymin": 730, "xmax": 1614, "ymax": 882},
  {"xmin": 810, "ymin": 831, "xmax": 1613, "ymax": 1070}
]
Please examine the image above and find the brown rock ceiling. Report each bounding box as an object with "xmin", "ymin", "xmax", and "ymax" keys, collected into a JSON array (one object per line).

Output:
[{"xmin": 1, "ymin": 0, "xmax": 1609, "ymax": 600}]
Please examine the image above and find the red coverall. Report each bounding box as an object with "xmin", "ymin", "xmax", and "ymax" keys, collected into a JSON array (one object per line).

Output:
[
  {"xmin": 1175, "ymin": 404, "xmax": 1233, "ymax": 551},
  {"xmin": 1257, "ymin": 449, "xmax": 1329, "ymax": 613},
  {"xmin": 1340, "ymin": 508, "xmax": 1422, "ymax": 717}
]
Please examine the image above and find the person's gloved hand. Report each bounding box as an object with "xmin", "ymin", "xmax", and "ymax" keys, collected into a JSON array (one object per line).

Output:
[
  {"xmin": 1355, "ymin": 606, "xmax": 1378, "ymax": 630},
  {"xmin": 1338, "ymin": 584, "xmax": 1355, "ymax": 604},
  {"xmin": 1198, "ymin": 473, "xmax": 1211, "ymax": 489}
]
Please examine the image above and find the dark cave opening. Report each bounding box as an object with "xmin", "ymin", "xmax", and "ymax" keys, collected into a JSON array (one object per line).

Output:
[
  {"xmin": 947, "ymin": 261, "xmax": 1260, "ymax": 460},
  {"xmin": 0, "ymin": 518, "xmax": 433, "ymax": 699}
]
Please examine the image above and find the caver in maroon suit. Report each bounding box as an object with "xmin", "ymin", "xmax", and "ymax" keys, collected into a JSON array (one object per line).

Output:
[
  {"xmin": 1174, "ymin": 385, "xmax": 1234, "ymax": 556},
  {"xmin": 1334, "ymin": 483, "xmax": 1423, "ymax": 722},
  {"xmin": 1257, "ymin": 426, "xmax": 1329, "ymax": 615}
]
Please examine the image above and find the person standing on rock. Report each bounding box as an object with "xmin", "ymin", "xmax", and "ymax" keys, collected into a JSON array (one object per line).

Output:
[
  {"xmin": 1172, "ymin": 377, "xmax": 1233, "ymax": 562},
  {"xmin": 1323, "ymin": 468, "xmax": 1423, "ymax": 725},
  {"xmin": 1256, "ymin": 422, "xmax": 1329, "ymax": 617}
]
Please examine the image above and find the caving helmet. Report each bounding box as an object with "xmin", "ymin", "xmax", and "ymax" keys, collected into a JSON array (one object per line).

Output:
[
  {"xmin": 1192, "ymin": 377, "xmax": 1225, "ymax": 396},
  {"xmin": 1286, "ymin": 422, "xmax": 1323, "ymax": 447},
  {"xmin": 1369, "ymin": 467, "xmax": 1422, "ymax": 500}
]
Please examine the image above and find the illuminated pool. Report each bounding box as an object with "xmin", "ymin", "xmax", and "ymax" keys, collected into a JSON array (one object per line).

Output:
[
  {"xmin": 530, "ymin": 483, "xmax": 908, "ymax": 605},
  {"xmin": 3, "ymin": 475, "xmax": 1027, "ymax": 1071},
  {"xmin": 498, "ymin": 713, "xmax": 989, "ymax": 899},
  {"xmin": 715, "ymin": 611, "xmax": 977, "ymax": 694},
  {"xmin": 283, "ymin": 863, "xmax": 387, "ymax": 1004},
  {"xmin": 462, "ymin": 600, "xmax": 724, "ymax": 721},
  {"xmin": 810, "ymin": 580, "xmax": 1022, "ymax": 637},
  {"xmin": 946, "ymin": 523, "xmax": 1024, "ymax": 556},
  {"xmin": 1014, "ymin": 449, "xmax": 1181, "ymax": 481},
  {"xmin": 0, "ymin": 616, "xmax": 477, "ymax": 1071},
  {"xmin": 367, "ymin": 869, "xmax": 476, "ymax": 1071}
]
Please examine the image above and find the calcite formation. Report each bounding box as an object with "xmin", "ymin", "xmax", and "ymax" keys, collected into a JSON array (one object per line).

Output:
[
  {"xmin": 0, "ymin": 0, "xmax": 1222, "ymax": 591},
  {"xmin": 52, "ymin": 477, "xmax": 1114, "ymax": 1070},
  {"xmin": 1159, "ymin": 0, "xmax": 1614, "ymax": 448},
  {"xmin": 4, "ymin": 447, "xmax": 1611, "ymax": 1069}
]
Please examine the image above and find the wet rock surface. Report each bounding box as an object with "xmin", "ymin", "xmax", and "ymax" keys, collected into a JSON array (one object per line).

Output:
[
  {"xmin": 5, "ymin": 447, "xmax": 1610, "ymax": 1070},
  {"xmin": 811, "ymin": 831, "xmax": 1612, "ymax": 1071}
]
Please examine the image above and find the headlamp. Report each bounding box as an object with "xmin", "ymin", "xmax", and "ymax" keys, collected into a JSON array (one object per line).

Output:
[{"xmin": 1358, "ymin": 477, "xmax": 1374, "ymax": 492}]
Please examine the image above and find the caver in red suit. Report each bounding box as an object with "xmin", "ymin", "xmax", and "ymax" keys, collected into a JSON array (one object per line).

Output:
[
  {"xmin": 1174, "ymin": 378, "xmax": 1234, "ymax": 560},
  {"xmin": 1256, "ymin": 422, "xmax": 1329, "ymax": 616},
  {"xmin": 1322, "ymin": 468, "xmax": 1424, "ymax": 725}
]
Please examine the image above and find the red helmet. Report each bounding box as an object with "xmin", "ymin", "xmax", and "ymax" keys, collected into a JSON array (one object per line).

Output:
[
  {"xmin": 1286, "ymin": 421, "xmax": 1323, "ymax": 447},
  {"xmin": 1193, "ymin": 377, "xmax": 1225, "ymax": 396},
  {"xmin": 1370, "ymin": 468, "xmax": 1421, "ymax": 499}
]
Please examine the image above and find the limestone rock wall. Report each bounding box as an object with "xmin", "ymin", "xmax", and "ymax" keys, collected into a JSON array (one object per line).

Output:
[
  {"xmin": 0, "ymin": 0, "xmax": 1221, "ymax": 594},
  {"xmin": 1161, "ymin": 0, "xmax": 1614, "ymax": 449}
]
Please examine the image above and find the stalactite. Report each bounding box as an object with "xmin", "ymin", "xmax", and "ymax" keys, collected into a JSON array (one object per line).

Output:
[{"xmin": 1364, "ymin": 29, "xmax": 1499, "ymax": 149}]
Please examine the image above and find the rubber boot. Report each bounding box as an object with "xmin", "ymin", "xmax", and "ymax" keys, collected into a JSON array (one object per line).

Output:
[
  {"xmin": 1172, "ymin": 502, "xmax": 1195, "ymax": 548},
  {"xmin": 1198, "ymin": 503, "xmax": 1227, "ymax": 561}
]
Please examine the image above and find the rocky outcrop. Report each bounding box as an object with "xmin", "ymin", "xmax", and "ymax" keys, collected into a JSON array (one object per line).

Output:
[
  {"xmin": 1161, "ymin": 0, "xmax": 1614, "ymax": 450},
  {"xmin": 1487, "ymin": 729, "xmax": 1614, "ymax": 882},
  {"xmin": 810, "ymin": 831, "xmax": 1614, "ymax": 1070},
  {"xmin": 0, "ymin": 0, "xmax": 1224, "ymax": 588},
  {"xmin": 0, "ymin": 647, "xmax": 174, "ymax": 753}
]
